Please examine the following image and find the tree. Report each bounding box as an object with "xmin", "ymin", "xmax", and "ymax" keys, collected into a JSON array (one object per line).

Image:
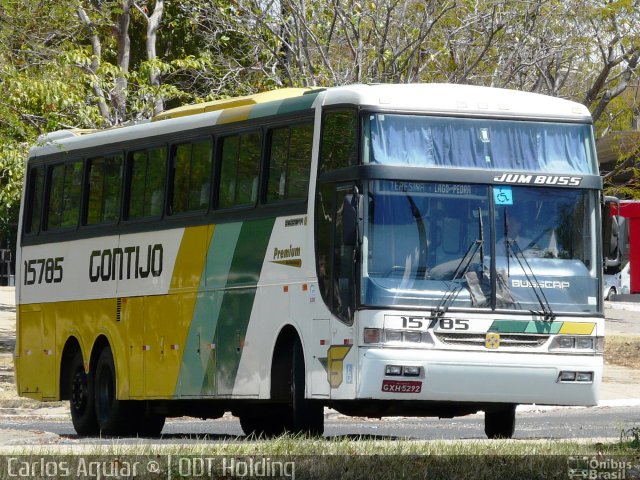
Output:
[
  {"xmin": 0, "ymin": 145, "xmax": 25, "ymax": 252},
  {"xmin": 75, "ymin": 0, "xmax": 160, "ymax": 124}
]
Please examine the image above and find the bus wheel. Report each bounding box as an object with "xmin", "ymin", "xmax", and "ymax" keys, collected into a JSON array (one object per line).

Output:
[
  {"xmin": 239, "ymin": 408, "xmax": 283, "ymax": 438},
  {"xmin": 286, "ymin": 338, "xmax": 324, "ymax": 436},
  {"xmin": 69, "ymin": 350, "xmax": 99, "ymax": 435},
  {"xmin": 484, "ymin": 404, "xmax": 516, "ymax": 439},
  {"xmin": 133, "ymin": 402, "xmax": 166, "ymax": 437},
  {"xmin": 94, "ymin": 346, "xmax": 133, "ymax": 436},
  {"xmin": 135, "ymin": 410, "xmax": 166, "ymax": 437}
]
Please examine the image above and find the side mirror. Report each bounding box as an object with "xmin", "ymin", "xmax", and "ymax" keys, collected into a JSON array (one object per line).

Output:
[
  {"xmin": 602, "ymin": 196, "xmax": 621, "ymax": 271},
  {"xmin": 343, "ymin": 192, "xmax": 364, "ymax": 247}
]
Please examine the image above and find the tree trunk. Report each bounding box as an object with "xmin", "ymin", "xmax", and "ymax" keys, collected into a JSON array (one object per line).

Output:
[
  {"xmin": 144, "ymin": 0, "xmax": 165, "ymax": 116},
  {"xmin": 76, "ymin": 6, "xmax": 111, "ymax": 124},
  {"xmin": 112, "ymin": 0, "xmax": 132, "ymax": 124}
]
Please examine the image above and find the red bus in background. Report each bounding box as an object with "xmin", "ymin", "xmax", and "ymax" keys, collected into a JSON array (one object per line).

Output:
[{"xmin": 609, "ymin": 200, "xmax": 640, "ymax": 295}]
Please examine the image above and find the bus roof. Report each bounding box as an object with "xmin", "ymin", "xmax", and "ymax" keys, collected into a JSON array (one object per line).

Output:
[
  {"xmin": 320, "ymin": 84, "xmax": 592, "ymax": 121},
  {"xmin": 151, "ymin": 88, "xmax": 314, "ymax": 121},
  {"xmin": 30, "ymin": 84, "xmax": 591, "ymax": 159}
]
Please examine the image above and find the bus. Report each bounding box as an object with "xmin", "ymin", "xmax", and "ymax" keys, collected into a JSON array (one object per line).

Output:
[
  {"xmin": 15, "ymin": 84, "xmax": 611, "ymax": 439},
  {"xmin": 605, "ymin": 199, "xmax": 640, "ymax": 295}
]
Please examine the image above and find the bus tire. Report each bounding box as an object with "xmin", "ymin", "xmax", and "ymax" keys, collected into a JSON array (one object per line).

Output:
[
  {"xmin": 135, "ymin": 408, "xmax": 166, "ymax": 438},
  {"xmin": 484, "ymin": 404, "xmax": 516, "ymax": 439},
  {"xmin": 94, "ymin": 346, "xmax": 134, "ymax": 436},
  {"xmin": 239, "ymin": 408, "xmax": 283, "ymax": 438},
  {"xmin": 287, "ymin": 338, "xmax": 324, "ymax": 436},
  {"xmin": 69, "ymin": 350, "xmax": 99, "ymax": 436}
]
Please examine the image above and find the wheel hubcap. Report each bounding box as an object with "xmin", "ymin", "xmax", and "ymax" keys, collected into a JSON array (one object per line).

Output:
[{"xmin": 71, "ymin": 371, "xmax": 87, "ymax": 412}]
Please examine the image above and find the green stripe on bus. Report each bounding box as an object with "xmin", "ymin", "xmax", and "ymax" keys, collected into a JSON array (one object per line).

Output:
[
  {"xmin": 276, "ymin": 92, "xmax": 320, "ymax": 114},
  {"xmin": 524, "ymin": 321, "xmax": 562, "ymax": 334},
  {"xmin": 175, "ymin": 223, "xmax": 242, "ymax": 397},
  {"xmin": 176, "ymin": 218, "xmax": 276, "ymax": 397},
  {"xmin": 488, "ymin": 320, "xmax": 528, "ymax": 333},
  {"xmin": 248, "ymin": 92, "xmax": 319, "ymax": 120},
  {"xmin": 489, "ymin": 320, "xmax": 563, "ymax": 334},
  {"xmin": 249, "ymin": 101, "xmax": 283, "ymax": 119},
  {"xmin": 215, "ymin": 217, "xmax": 275, "ymax": 395}
]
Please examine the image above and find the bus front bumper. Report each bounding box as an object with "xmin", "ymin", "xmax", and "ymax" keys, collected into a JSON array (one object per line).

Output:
[{"xmin": 357, "ymin": 347, "xmax": 602, "ymax": 406}]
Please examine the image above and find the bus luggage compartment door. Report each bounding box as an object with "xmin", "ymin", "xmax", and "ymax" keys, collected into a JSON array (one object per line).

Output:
[{"xmin": 17, "ymin": 305, "xmax": 55, "ymax": 398}]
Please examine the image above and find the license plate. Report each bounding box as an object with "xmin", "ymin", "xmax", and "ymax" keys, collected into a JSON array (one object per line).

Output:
[{"xmin": 381, "ymin": 380, "xmax": 422, "ymax": 393}]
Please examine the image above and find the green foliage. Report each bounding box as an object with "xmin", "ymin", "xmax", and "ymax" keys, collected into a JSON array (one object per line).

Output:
[
  {"xmin": 1, "ymin": 0, "xmax": 640, "ymax": 253},
  {"xmin": 0, "ymin": 145, "xmax": 27, "ymax": 249}
]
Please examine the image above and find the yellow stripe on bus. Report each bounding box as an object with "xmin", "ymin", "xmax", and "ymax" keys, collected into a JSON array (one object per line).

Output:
[
  {"xmin": 169, "ymin": 225, "xmax": 214, "ymax": 291},
  {"xmin": 558, "ymin": 322, "xmax": 595, "ymax": 335}
]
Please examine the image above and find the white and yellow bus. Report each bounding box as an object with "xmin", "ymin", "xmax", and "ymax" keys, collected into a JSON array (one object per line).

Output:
[{"xmin": 16, "ymin": 84, "xmax": 609, "ymax": 438}]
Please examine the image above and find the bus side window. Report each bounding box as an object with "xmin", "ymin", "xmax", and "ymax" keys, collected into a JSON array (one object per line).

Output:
[
  {"xmin": 46, "ymin": 161, "xmax": 82, "ymax": 231},
  {"xmin": 266, "ymin": 122, "xmax": 313, "ymax": 203},
  {"xmin": 127, "ymin": 147, "xmax": 167, "ymax": 220},
  {"xmin": 24, "ymin": 166, "xmax": 45, "ymax": 235},
  {"xmin": 86, "ymin": 154, "xmax": 123, "ymax": 225},
  {"xmin": 170, "ymin": 139, "xmax": 212, "ymax": 214},
  {"xmin": 320, "ymin": 110, "xmax": 358, "ymax": 173},
  {"xmin": 218, "ymin": 131, "xmax": 262, "ymax": 209}
]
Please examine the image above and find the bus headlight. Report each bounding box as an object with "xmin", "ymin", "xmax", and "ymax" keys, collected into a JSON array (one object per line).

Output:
[
  {"xmin": 557, "ymin": 371, "xmax": 593, "ymax": 383},
  {"xmin": 557, "ymin": 337, "xmax": 575, "ymax": 349},
  {"xmin": 549, "ymin": 336, "xmax": 603, "ymax": 353},
  {"xmin": 385, "ymin": 330, "xmax": 403, "ymax": 342},
  {"xmin": 363, "ymin": 328, "xmax": 435, "ymax": 347},
  {"xmin": 404, "ymin": 331, "xmax": 422, "ymax": 343},
  {"xmin": 575, "ymin": 337, "xmax": 594, "ymax": 349}
]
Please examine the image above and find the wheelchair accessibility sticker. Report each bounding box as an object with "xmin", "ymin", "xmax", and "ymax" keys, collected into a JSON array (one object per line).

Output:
[{"xmin": 494, "ymin": 186, "xmax": 513, "ymax": 205}]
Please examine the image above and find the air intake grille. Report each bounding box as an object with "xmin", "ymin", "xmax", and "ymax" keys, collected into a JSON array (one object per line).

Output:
[{"xmin": 434, "ymin": 332, "xmax": 549, "ymax": 348}]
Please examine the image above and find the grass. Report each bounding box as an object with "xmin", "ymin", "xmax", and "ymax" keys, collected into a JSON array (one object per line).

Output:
[
  {"xmin": 0, "ymin": 321, "xmax": 639, "ymax": 479},
  {"xmin": 605, "ymin": 335, "xmax": 640, "ymax": 369},
  {"xmin": 0, "ymin": 436, "xmax": 637, "ymax": 480}
]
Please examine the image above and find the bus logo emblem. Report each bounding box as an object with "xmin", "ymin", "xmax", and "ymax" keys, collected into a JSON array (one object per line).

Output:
[{"xmin": 485, "ymin": 333, "xmax": 500, "ymax": 349}]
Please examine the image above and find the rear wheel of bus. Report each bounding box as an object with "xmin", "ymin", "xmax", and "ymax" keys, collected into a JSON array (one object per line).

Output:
[
  {"xmin": 94, "ymin": 346, "xmax": 135, "ymax": 436},
  {"xmin": 93, "ymin": 346, "xmax": 167, "ymax": 437},
  {"xmin": 134, "ymin": 403, "xmax": 166, "ymax": 437},
  {"xmin": 69, "ymin": 350, "xmax": 99, "ymax": 435}
]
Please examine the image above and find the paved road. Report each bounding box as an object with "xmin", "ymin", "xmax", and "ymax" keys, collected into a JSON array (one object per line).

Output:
[
  {"xmin": 1, "ymin": 287, "xmax": 640, "ymax": 446},
  {"xmin": 604, "ymin": 301, "xmax": 640, "ymax": 335},
  {"xmin": 1, "ymin": 406, "xmax": 639, "ymax": 445}
]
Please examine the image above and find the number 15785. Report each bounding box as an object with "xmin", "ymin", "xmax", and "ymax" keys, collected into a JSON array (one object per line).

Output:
[{"xmin": 23, "ymin": 257, "xmax": 63, "ymax": 285}]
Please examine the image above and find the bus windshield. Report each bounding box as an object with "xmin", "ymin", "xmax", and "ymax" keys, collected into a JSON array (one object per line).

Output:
[
  {"xmin": 365, "ymin": 114, "xmax": 597, "ymax": 174},
  {"xmin": 361, "ymin": 180, "xmax": 599, "ymax": 314}
]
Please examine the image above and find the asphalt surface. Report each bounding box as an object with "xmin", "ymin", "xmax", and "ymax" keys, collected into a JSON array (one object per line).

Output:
[{"xmin": 1, "ymin": 287, "xmax": 640, "ymax": 445}]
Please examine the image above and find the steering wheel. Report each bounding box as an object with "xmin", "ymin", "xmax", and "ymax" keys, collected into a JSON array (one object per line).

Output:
[{"xmin": 523, "ymin": 228, "xmax": 552, "ymax": 251}]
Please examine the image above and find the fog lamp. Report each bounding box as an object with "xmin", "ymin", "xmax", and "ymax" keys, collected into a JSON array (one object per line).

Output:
[
  {"xmin": 385, "ymin": 365, "xmax": 402, "ymax": 376},
  {"xmin": 403, "ymin": 366, "xmax": 421, "ymax": 376},
  {"xmin": 559, "ymin": 371, "xmax": 576, "ymax": 382},
  {"xmin": 576, "ymin": 372, "xmax": 593, "ymax": 382}
]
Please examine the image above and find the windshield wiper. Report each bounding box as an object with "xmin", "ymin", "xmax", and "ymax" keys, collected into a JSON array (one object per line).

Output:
[
  {"xmin": 432, "ymin": 208, "xmax": 485, "ymax": 319},
  {"xmin": 503, "ymin": 211, "xmax": 555, "ymax": 321}
]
